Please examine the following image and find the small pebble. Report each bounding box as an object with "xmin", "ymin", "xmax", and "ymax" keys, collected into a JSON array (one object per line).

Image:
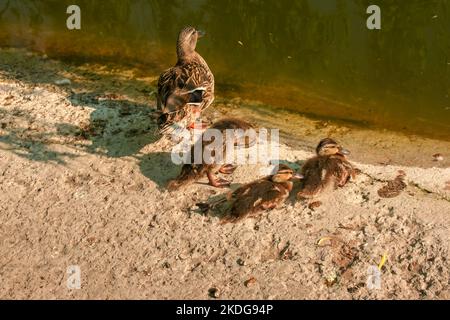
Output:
[
  {"xmin": 54, "ymin": 78, "xmax": 71, "ymax": 86},
  {"xmin": 237, "ymin": 258, "xmax": 246, "ymax": 266},
  {"xmin": 244, "ymin": 277, "xmax": 257, "ymax": 287},
  {"xmin": 208, "ymin": 287, "xmax": 220, "ymax": 298},
  {"xmin": 433, "ymin": 153, "xmax": 444, "ymax": 161}
]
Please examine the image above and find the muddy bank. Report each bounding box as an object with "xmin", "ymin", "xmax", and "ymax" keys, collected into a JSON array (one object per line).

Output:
[{"xmin": 0, "ymin": 48, "xmax": 449, "ymax": 299}]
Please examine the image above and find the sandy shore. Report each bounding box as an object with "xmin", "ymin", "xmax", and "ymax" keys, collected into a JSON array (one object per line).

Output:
[{"xmin": 0, "ymin": 48, "xmax": 449, "ymax": 299}]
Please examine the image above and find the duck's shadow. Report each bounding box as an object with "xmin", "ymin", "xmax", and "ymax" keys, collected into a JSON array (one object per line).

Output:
[
  {"xmin": 0, "ymin": 49, "xmax": 163, "ymax": 165},
  {"xmin": 138, "ymin": 151, "xmax": 181, "ymax": 189},
  {"xmin": 191, "ymin": 191, "xmax": 232, "ymax": 220},
  {"xmin": 64, "ymin": 91, "xmax": 160, "ymax": 158}
]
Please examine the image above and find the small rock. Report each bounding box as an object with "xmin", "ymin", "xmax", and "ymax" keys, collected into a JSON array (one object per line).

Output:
[
  {"xmin": 433, "ymin": 153, "xmax": 444, "ymax": 162},
  {"xmin": 244, "ymin": 277, "xmax": 257, "ymax": 287},
  {"xmin": 54, "ymin": 78, "xmax": 71, "ymax": 86},
  {"xmin": 237, "ymin": 258, "xmax": 246, "ymax": 266},
  {"xmin": 208, "ymin": 287, "xmax": 220, "ymax": 298}
]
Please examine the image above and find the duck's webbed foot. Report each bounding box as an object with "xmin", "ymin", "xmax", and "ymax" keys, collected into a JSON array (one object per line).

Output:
[
  {"xmin": 261, "ymin": 202, "xmax": 277, "ymax": 210},
  {"xmin": 297, "ymin": 192, "xmax": 321, "ymax": 209},
  {"xmin": 188, "ymin": 121, "xmax": 209, "ymax": 131},
  {"xmin": 297, "ymin": 191, "xmax": 313, "ymax": 201},
  {"xmin": 337, "ymin": 168, "xmax": 352, "ymax": 187},
  {"xmin": 351, "ymin": 167, "xmax": 361, "ymax": 179},
  {"xmin": 207, "ymin": 172, "xmax": 231, "ymax": 188},
  {"xmin": 219, "ymin": 164, "xmax": 237, "ymax": 175}
]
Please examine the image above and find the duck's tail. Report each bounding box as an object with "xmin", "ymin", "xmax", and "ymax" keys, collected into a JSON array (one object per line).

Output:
[{"xmin": 167, "ymin": 164, "xmax": 205, "ymax": 191}]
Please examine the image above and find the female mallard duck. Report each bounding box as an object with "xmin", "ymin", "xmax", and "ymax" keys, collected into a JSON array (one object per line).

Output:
[
  {"xmin": 199, "ymin": 164, "xmax": 302, "ymax": 223},
  {"xmin": 168, "ymin": 118, "xmax": 255, "ymax": 189},
  {"xmin": 156, "ymin": 26, "xmax": 215, "ymax": 134},
  {"xmin": 297, "ymin": 138, "xmax": 356, "ymax": 200}
]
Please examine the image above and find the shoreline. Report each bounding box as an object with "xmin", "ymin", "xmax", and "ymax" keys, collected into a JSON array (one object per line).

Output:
[{"xmin": 0, "ymin": 47, "xmax": 449, "ymax": 299}]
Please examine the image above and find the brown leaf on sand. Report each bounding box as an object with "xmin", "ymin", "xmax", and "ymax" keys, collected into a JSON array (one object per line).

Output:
[
  {"xmin": 378, "ymin": 174, "xmax": 407, "ymax": 198},
  {"xmin": 333, "ymin": 242, "xmax": 358, "ymax": 270},
  {"xmin": 317, "ymin": 235, "xmax": 359, "ymax": 275}
]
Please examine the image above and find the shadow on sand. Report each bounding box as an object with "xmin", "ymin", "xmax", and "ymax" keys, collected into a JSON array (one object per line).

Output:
[{"xmin": 0, "ymin": 49, "xmax": 172, "ymax": 187}]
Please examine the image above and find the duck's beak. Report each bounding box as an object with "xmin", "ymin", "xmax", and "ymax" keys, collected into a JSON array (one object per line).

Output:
[
  {"xmin": 339, "ymin": 148, "xmax": 351, "ymax": 156},
  {"xmin": 197, "ymin": 30, "xmax": 206, "ymax": 38}
]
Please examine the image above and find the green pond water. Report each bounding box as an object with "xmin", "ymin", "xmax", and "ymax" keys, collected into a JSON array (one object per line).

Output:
[{"xmin": 0, "ymin": 0, "xmax": 449, "ymax": 140}]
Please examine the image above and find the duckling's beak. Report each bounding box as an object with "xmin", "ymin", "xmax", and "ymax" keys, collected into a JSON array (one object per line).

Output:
[
  {"xmin": 197, "ymin": 30, "xmax": 206, "ymax": 38},
  {"xmin": 292, "ymin": 173, "xmax": 304, "ymax": 180},
  {"xmin": 339, "ymin": 148, "xmax": 351, "ymax": 156}
]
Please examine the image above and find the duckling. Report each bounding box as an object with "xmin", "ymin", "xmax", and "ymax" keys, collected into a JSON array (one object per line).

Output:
[
  {"xmin": 297, "ymin": 138, "xmax": 356, "ymax": 200},
  {"xmin": 199, "ymin": 165, "xmax": 302, "ymax": 223},
  {"xmin": 167, "ymin": 118, "xmax": 256, "ymax": 190},
  {"xmin": 156, "ymin": 26, "xmax": 214, "ymax": 134}
]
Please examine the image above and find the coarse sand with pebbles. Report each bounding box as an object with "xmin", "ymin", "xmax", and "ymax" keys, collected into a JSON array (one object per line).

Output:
[{"xmin": 0, "ymin": 48, "xmax": 449, "ymax": 299}]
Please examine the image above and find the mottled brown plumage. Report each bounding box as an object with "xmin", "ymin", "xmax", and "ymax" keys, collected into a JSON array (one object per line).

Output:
[
  {"xmin": 167, "ymin": 118, "xmax": 256, "ymax": 190},
  {"xmin": 156, "ymin": 26, "xmax": 214, "ymax": 134},
  {"xmin": 216, "ymin": 165, "xmax": 300, "ymax": 223},
  {"xmin": 297, "ymin": 138, "xmax": 356, "ymax": 200}
]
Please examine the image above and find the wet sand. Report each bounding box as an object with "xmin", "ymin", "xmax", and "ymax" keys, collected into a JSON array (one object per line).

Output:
[{"xmin": 0, "ymin": 48, "xmax": 449, "ymax": 299}]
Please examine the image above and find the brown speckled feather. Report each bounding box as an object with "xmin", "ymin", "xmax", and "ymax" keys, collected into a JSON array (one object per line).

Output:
[
  {"xmin": 222, "ymin": 178, "xmax": 292, "ymax": 223},
  {"xmin": 157, "ymin": 27, "xmax": 214, "ymax": 131},
  {"xmin": 167, "ymin": 118, "xmax": 255, "ymax": 190},
  {"xmin": 299, "ymin": 154, "xmax": 354, "ymax": 198},
  {"xmin": 157, "ymin": 58, "xmax": 214, "ymax": 113}
]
